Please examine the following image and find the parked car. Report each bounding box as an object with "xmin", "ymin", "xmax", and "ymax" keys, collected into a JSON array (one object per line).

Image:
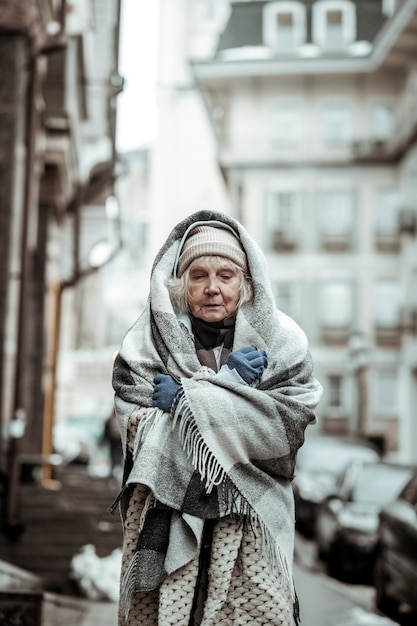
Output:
[
  {"xmin": 54, "ymin": 414, "xmax": 107, "ymax": 464},
  {"xmin": 315, "ymin": 461, "xmax": 414, "ymax": 582},
  {"xmin": 375, "ymin": 470, "xmax": 417, "ymax": 620},
  {"xmin": 293, "ymin": 434, "xmax": 381, "ymax": 536}
]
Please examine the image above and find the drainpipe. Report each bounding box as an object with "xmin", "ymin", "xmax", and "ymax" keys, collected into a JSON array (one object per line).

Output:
[
  {"xmin": 40, "ymin": 197, "xmax": 123, "ymax": 486},
  {"xmin": 4, "ymin": 53, "xmax": 44, "ymax": 539},
  {"xmin": 41, "ymin": 281, "xmax": 63, "ymax": 487},
  {"xmin": 40, "ymin": 0, "xmax": 124, "ymax": 485}
]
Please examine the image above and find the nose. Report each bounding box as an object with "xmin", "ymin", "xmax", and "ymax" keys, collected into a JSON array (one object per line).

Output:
[{"xmin": 205, "ymin": 277, "xmax": 220, "ymax": 295}]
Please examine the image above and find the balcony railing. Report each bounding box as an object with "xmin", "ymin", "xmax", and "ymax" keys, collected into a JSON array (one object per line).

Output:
[
  {"xmin": 400, "ymin": 307, "xmax": 417, "ymax": 335},
  {"xmin": 351, "ymin": 139, "xmax": 389, "ymax": 160},
  {"xmin": 374, "ymin": 325, "xmax": 402, "ymax": 346},
  {"xmin": 270, "ymin": 230, "xmax": 297, "ymax": 252},
  {"xmin": 398, "ymin": 208, "xmax": 417, "ymax": 236},
  {"xmin": 321, "ymin": 233, "xmax": 351, "ymax": 252},
  {"xmin": 374, "ymin": 232, "xmax": 401, "ymax": 253},
  {"xmin": 321, "ymin": 325, "xmax": 350, "ymax": 345}
]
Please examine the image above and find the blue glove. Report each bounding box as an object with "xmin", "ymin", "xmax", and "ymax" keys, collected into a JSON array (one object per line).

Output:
[
  {"xmin": 152, "ymin": 374, "xmax": 181, "ymax": 413},
  {"xmin": 225, "ymin": 346, "xmax": 268, "ymax": 384}
]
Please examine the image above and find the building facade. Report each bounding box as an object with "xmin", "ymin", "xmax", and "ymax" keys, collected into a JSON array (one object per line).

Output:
[
  {"xmin": 0, "ymin": 0, "xmax": 122, "ymax": 532},
  {"xmin": 147, "ymin": 0, "xmax": 233, "ymax": 262},
  {"xmin": 152, "ymin": 0, "xmax": 417, "ymax": 457},
  {"xmin": 192, "ymin": 0, "xmax": 417, "ymax": 456}
]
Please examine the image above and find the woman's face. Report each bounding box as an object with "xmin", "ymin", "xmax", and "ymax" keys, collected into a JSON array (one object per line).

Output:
[{"xmin": 187, "ymin": 258, "xmax": 241, "ymax": 323}]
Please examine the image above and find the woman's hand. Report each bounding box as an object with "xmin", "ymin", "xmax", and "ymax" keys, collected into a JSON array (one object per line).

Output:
[
  {"xmin": 225, "ymin": 346, "xmax": 268, "ymax": 384},
  {"xmin": 152, "ymin": 374, "xmax": 181, "ymax": 413}
]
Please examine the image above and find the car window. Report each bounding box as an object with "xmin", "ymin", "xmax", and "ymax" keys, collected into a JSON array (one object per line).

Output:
[
  {"xmin": 400, "ymin": 474, "xmax": 417, "ymax": 505},
  {"xmin": 351, "ymin": 465, "xmax": 413, "ymax": 505},
  {"xmin": 297, "ymin": 438, "xmax": 379, "ymax": 475}
]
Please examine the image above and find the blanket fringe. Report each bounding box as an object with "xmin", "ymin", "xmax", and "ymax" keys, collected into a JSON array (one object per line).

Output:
[
  {"xmin": 172, "ymin": 394, "xmax": 225, "ymax": 493},
  {"xmin": 231, "ymin": 491, "xmax": 295, "ymax": 602},
  {"xmin": 132, "ymin": 407, "xmax": 163, "ymax": 461},
  {"xmin": 108, "ymin": 483, "xmax": 127, "ymax": 515},
  {"xmin": 120, "ymin": 551, "xmax": 140, "ymax": 620},
  {"xmin": 138, "ymin": 490, "xmax": 155, "ymax": 534},
  {"xmin": 172, "ymin": 395, "xmax": 296, "ymax": 603},
  {"xmin": 122, "ymin": 389, "xmax": 297, "ymax": 616}
]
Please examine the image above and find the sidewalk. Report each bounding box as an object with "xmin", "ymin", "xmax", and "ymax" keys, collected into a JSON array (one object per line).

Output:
[
  {"xmin": 42, "ymin": 594, "xmax": 118, "ymax": 626},
  {"xmin": 0, "ymin": 558, "xmax": 119, "ymax": 626},
  {"xmin": 0, "ymin": 464, "xmax": 122, "ymax": 625},
  {"xmin": 52, "ymin": 566, "xmax": 392, "ymax": 626},
  {"xmin": 293, "ymin": 529, "xmax": 400, "ymax": 626},
  {"xmin": 1, "ymin": 467, "xmax": 397, "ymax": 626},
  {"xmin": 294, "ymin": 563, "xmax": 398, "ymax": 626},
  {"xmin": 0, "ymin": 464, "xmax": 122, "ymax": 595}
]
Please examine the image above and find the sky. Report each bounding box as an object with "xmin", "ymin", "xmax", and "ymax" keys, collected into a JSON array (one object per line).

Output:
[{"xmin": 116, "ymin": 0, "xmax": 159, "ymax": 152}]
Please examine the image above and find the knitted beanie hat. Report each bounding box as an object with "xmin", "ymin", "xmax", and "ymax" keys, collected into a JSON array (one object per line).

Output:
[{"xmin": 177, "ymin": 225, "xmax": 247, "ymax": 277}]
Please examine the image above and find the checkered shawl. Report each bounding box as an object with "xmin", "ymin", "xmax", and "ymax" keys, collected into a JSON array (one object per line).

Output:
[{"xmin": 112, "ymin": 211, "xmax": 322, "ymax": 616}]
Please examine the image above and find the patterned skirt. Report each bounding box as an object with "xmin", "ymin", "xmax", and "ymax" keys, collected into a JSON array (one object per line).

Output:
[{"xmin": 118, "ymin": 483, "xmax": 296, "ymax": 626}]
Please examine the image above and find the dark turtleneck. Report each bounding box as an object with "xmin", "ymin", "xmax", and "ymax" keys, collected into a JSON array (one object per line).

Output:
[{"xmin": 190, "ymin": 313, "xmax": 236, "ymax": 372}]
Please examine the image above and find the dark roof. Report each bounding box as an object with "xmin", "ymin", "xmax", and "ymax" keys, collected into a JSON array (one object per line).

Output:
[{"xmin": 216, "ymin": 0, "xmax": 388, "ymax": 54}]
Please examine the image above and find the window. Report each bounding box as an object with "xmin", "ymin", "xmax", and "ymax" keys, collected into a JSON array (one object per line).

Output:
[
  {"xmin": 194, "ymin": 0, "xmax": 219, "ymax": 20},
  {"xmin": 372, "ymin": 103, "xmax": 396, "ymax": 141},
  {"xmin": 373, "ymin": 279, "xmax": 401, "ymax": 327},
  {"xmin": 326, "ymin": 10, "xmax": 343, "ymax": 47},
  {"xmin": 264, "ymin": 190, "xmax": 300, "ymax": 251},
  {"xmin": 277, "ymin": 12, "xmax": 296, "ymax": 49},
  {"xmin": 322, "ymin": 101, "xmax": 351, "ymax": 144},
  {"xmin": 373, "ymin": 278, "xmax": 402, "ymax": 345},
  {"xmin": 374, "ymin": 187, "xmax": 400, "ymax": 252},
  {"xmin": 375, "ymin": 189, "xmax": 399, "ymax": 234},
  {"xmin": 382, "ymin": 0, "xmax": 399, "ymax": 17},
  {"xmin": 373, "ymin": 369, "xmax": 398, "ymax": 414},
  {"xmin": 412, "ymin": 270, "xmax": 417, "ymax": 309},
  {"xmin": 319, "ymin": 188, "xmax": 354, "ymax": 249},
  {"xmin": 272, "ymin": 101, "xmax": 301, "ymax": 145},
  {"xmin": 319, "ymin": 281, "xmax": 353, "ymax": 327},
  {"xmin": 374, "ymin": 188, "xmax": 399, "ymax": 235},
  {"xmin": 205, "ymin": 0, "xmax": 216, "ymax": 19},
  {"xmin": 313, "ymin": 0, "xmax": 356, "ymax": 50},
  {"xmin": 263, "ymin": 2, "xmax": 307, "ymax": 50},
  {"xmin": 273, "ymin": 281, "xmax": 300, "ymax": 319},
  {"xmin": 328, "ymin": 374, "xmax": 344, "ymax": 409},
  {"xmin": 125, "ymin": 218, "xmax": 148, "ymax": 265}
]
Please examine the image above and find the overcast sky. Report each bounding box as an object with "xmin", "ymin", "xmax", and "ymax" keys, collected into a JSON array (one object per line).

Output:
[{"xmin": 116, "ymin": 0, "xmax": 159, "ymax": 152}]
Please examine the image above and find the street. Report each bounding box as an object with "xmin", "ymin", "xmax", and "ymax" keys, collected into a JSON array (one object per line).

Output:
[
  {"xmin": 295, "ymin": 564, "xmax": 397, "ymax": 626},
  {"xmin": 1, "ymin": 464, "xmax": 410, "ymax": 626},
  {"xmin": 294, "ymin": 532, "xmax": 402, "ymax": 626},
  {"xmin": 79, "ymin": 531, "xmax": 407, "ymax": 626},
  {"xmin": 52, "ymin": 548, "xmax": 399, "ymax": 626}
]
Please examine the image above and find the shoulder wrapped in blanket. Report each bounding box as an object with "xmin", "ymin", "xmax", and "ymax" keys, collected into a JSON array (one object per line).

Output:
[{"xmin": 112, "ymin": 210, "xmax": 323, "ymax": 612}]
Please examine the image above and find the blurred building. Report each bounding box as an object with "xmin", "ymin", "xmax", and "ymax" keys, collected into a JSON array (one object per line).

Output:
[
  {"xmin": 0, "ymin": 0, "xmax": 122, "ymax": 533},
  {"xmin": 55, "ymin": 147, "xmax": 152, "ymax": 444},
  {"xmin": 153, "ymin": 0, "xmax": 417, "ymax": 458},
  {"xmin": 147, "ymin": 0, "xmax": 233, "ymax": 260}
]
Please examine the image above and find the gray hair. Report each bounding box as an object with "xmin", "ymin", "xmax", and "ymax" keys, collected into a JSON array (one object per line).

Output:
[{"xmin": 167, "ymin": 255, "xmax": 253, "ymax": 314}]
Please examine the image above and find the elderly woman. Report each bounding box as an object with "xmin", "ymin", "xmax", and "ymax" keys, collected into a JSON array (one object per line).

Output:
[{"xmin": 112, "ymin": 211, "xmax": 322, "ymax": 626}]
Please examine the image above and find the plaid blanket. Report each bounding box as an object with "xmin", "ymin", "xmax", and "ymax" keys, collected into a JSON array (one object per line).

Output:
[{"xmin": 112, "ymin": 210, "xmax": 322, "ymax": 615}]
